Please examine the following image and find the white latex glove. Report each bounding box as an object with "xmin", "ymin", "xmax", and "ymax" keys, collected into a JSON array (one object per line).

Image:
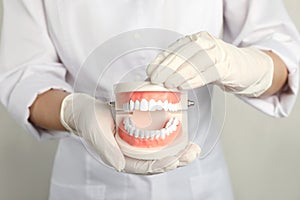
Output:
[
  {"xmin": 60, "ymin": 93, "xmax": 126, "ymax": 171},
  {"xmin": 124, "ymin": 142, "xmax": 201, "ymax": 174},
  {"xmin": 60, "ymin": 93, "xmax": 200, "ymax": 174},
  {"xmin": 147, "ymin": 31, "xmax": 274, "ymax": 97}
]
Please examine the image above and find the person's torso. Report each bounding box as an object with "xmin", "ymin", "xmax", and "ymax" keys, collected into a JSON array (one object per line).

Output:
[{"xmin": 44, "ymin": 1, "xmax": 233, "ymax": 199}]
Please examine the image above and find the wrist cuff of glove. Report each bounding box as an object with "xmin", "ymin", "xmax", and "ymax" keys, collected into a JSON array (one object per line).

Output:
[
  {"xmin": 60, "ymin": 93, "xmax": 79, "ymax": 133},
  {"xmin": 228, "ymin": 48, "xmax": 274, "ymax": 98}
]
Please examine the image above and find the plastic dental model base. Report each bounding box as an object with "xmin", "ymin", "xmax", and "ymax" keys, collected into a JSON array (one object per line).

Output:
[{"xmin": 113, "ymin": 82, "xmax": 189, "ymax": 160}]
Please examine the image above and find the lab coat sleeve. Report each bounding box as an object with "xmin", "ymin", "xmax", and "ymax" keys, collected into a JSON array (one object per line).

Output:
[
  {"xmin": 223, "ymin": 0, "xmax": 300, "ymax": 117},
  {"xmin": 0, "ymin": 0, "xmax": 73, "ymax": 140}
]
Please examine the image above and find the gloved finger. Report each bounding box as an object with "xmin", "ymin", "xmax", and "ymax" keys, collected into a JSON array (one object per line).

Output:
[
  {"xmin": 124, "ymin": 156, "xmax": 154, "ymax": 174},
  {"xmin": 163, "ymin": 48, "xmax": 216, "ymax": 89},
  {"xmin": 188, "ymin": 32, "xmax": 216, "ymax": 50},
  {"xmin": 146, "ymin": 53, "xmax": 166, "ymax": 77},
  {"xmin": 90, "ymin": 126, "xmax": 126, "ymax": 171},
  {"xmin": 146, "ymin": 36, "xmax": 191, "ymax": 76},
  {"xmin": 178, "ymin": 64, "xmax": 220, "ymax": 90},
  {"xmin": 178, "ymin": 75, "xmax": 206, "ymax": 90},
  {"xmin": 124, "ymin": 156, "xmax": 179, "ymax": 175},
  {"xmin": 150, "ymin": 41, "xmax": 204, "ymax": 84},
  {"xmin": 124, "ymin": 155, "xmax": 180, "ymax": 175},
  {"xmin": 185, "ymin": 49, "xmax": 216, "ymax": 71},
  {"xmin": 150, "ymin": 56, "xmax": 183, "ymax": 85},
  {"xmin": 151, "ymin": 156, "xmax": 180, "ymax": 174},
  {"xmin": 92, "ymin": 103, "xmax": 126, "ymax": 171},
  {"xmin": 178, "ymin": 142, "xmax": 201, "ymax": 166},
  {"xmin": 148, "ymin": 143, "xmax": 200, "ymax": 173},
  {"xmin": 163, "ymin": 64, "xmax": 198, "ymax": 89}
]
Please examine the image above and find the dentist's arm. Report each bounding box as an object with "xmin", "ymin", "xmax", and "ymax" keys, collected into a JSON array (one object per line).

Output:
[
  {"xmin": 29, "ymin": 89, "xmax": 69, "ymax": 131},
  {"xmin": 261, "ymin": 50, "xmax": 288, "ymax": 97}
]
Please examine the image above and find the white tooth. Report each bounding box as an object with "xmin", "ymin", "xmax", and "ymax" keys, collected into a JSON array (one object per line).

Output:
[
  {"xmin": 127, "ymin": 118, "xmax": 132, "ymax": 126},
  {"xmin": 169, "ymin": 104, "xmax": 173, "ymax": 112},
  {"xmin": 168, "ymin": 103, "xmax": 173, "ymax": 112},
  {"xmin": 130, "ymin": 118, "xmax": 134, "ymax": 125},
  {"xmin": 169, "ymin": 117, "xmax": 174, "ymax": 125},
  {"xmin": 135, "ymin": 100, "xmax": 140, "ymax": 110},
  {"xmin": 168, "ymin": 129, "xmax": 173, "ymax": 134},
  {"xmin": 165, "ymin": 122, "xmax": 170, "ymax": 128},
  {"xmin": 155, "ymin": 130, "xmax": 161, "ymax": 139},
  {"xmin": 174, "ymin": 104, "xmax": 178, "ymax": 111},
  {"xmin": 157, "ymin": 130, "xmax": 163, "ymax": 135},
  {"xmin": 156, "ymin": 100, "xmax": 163, "ymax": 111},
  {"xmin": 124, "ymin": 119, "xmax": 129, "ymax": 130},
  {"xmin": 130, "ymin": 100, "xmax": 134, "ymax": 111},
  {"xmin": 174, "ymin": 103, "xmax": 179, "ymax": 111},
  {"xmin": 174, "ymin": 118, "xmax": 179, "ymax": 126},
  {"xmin": 134, "ymin": 129, "xmax": 139, "ymax": 138},
  {"xmin": 124, "ymin": 123, "xmax": 128, "ymax": 131},
  {"xmin": 145, "ymin": 130, "xmax": 150, "ymax": 139},
  {"xmin": 161, "ymin": 132, "xmax": 166, "ymax": 140},
  {"xmin": 171, "ymin": 104, "xmax": 176, "ymax": 112},
  {"xmin": 161, "ymin": 128, "xmax": 167, "ymax": 137},
  {"xmin": 172, "ymin": 104, "xmax": 176, "ymax": 112},
  {"xmin": 128, "ymin": 125, "xmax": 133, "ymax": 133},
  {"xmin": 165, "ymin": 128, "xmax": 170, "ymax": 136},
  {"xmin": 150, "ymin": 131, "xmax": 156, "ymax": 139},
  {"xmin": 125, "ymin": 124, "xmax": 130, "ymax": 133},
  {"xmin": 128, "ymin": 127, "xmax": 132, "ymax": 136},
  {"xmin": 172, "ymin": 104, "xmax": 175, "ymax": 112},
  {"xmin": 133, "ymin": 129, "xmax": 140, "ymax": 137},
  {"xmin": 123, "ymin": 103, "xmax": 129, "ymax": 111},
  {"xmin": 129, "ymin": 126, "xmax": 135, "ymax": 135},
  {"xmin": 166, "ymin": 127, "xmax": 172, "ymax": 135},
  {"xmin": 140, "ymin": 99, "xmax": 148, "ymax": 111},
  {"xmin": 170, "ymin": 124, "xmax": 176, "ymax": 132},
  {"xmin": 166, "ymin": 118, "xmax": 173, "ymax": 128},
  {"xmin": 163, "ymin": 100, "xmax": 169, "ymax": 111},
  {"xmin": 140, "ymin": 130, "xmax": 145, "ymax": 139},
  {"xmin": 149, "ymin": 99, "xmax": 156, "ymax": 111}
]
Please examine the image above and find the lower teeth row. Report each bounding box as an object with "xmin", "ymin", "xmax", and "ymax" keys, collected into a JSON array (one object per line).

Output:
[{"xmin": 123, "ymin": 117, "xmax": 179, "ymax": 140}]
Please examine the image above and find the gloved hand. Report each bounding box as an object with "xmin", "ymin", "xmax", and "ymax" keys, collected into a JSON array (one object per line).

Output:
[
  {"xmin": 147, "ymin": 31, "xmax": 274, "ymax": 97},
  {"xmin": 124, "ymin": 142, "xmax": 201, "ymax": 174},
  {"xmin": 60, "ymin": 93, "xmax": 126, "ymax": 171},
  {"xmin": 60, "ymin": 93, "xmax": 200, "ymax": 174}
]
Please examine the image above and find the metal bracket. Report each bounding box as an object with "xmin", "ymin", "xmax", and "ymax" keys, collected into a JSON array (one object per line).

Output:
[
  {"xmin": 188, "ymin": 100, "xmax": 195, "ymax": 107},
  {"xmin": 109, "ymin": 101, "xmax": 115, "ymax": 107}
]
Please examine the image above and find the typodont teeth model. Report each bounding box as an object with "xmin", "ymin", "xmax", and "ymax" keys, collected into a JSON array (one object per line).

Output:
[{"xmin": 113, "ymin": 81, "xmax": 190, "ymax": 160}]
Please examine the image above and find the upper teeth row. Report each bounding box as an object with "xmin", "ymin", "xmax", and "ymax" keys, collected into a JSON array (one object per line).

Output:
[
  {"xmin": 123, "ymin": 99, "xmax": 179, "ymax": 112},
  {"xmin": 123, "ymin": 117, "xmax": 179, "ymax": 140}
]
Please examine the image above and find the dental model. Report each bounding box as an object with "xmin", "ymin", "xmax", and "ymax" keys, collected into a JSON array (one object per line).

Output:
[{"xmin": 113, "ymin": 82, "xmax": 189, "ymax": 160}]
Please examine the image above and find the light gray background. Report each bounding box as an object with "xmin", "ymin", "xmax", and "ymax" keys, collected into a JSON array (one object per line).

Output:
[{"xmin": 0, "ymin": 1, "xmax": 299, "ymax": 199}]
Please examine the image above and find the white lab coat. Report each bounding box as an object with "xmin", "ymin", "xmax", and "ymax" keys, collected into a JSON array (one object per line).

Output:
[{"xmin": 0, "ymin": 0, "xmax": 299, "ymax": 199}]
